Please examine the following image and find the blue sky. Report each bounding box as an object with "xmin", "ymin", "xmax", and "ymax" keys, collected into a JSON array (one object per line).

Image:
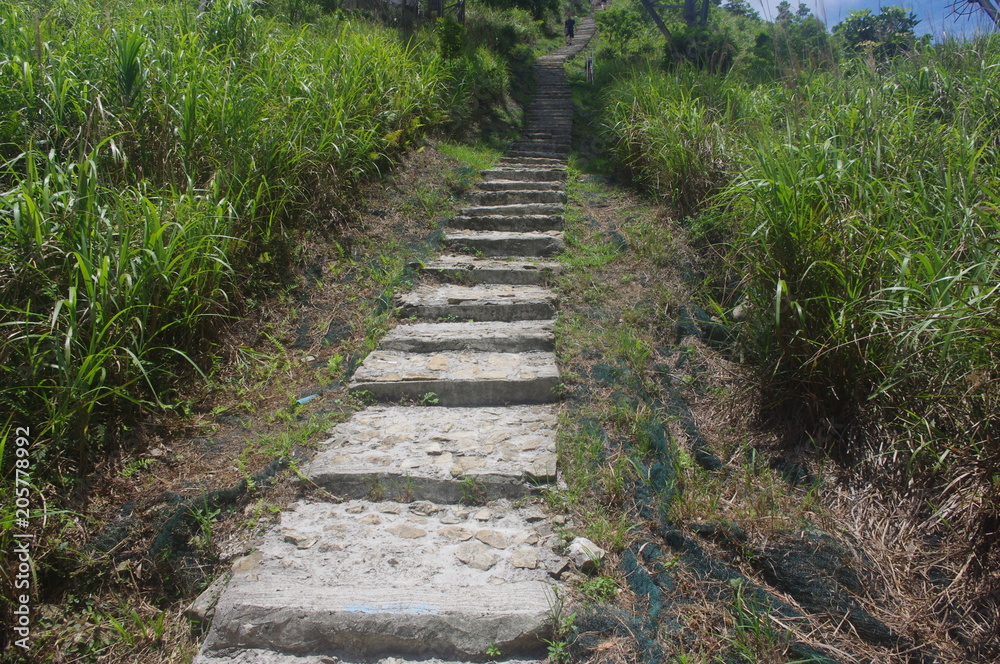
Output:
[{"xmin": 754, "ymin": 0, "xmax": 998, "ymax": 39}]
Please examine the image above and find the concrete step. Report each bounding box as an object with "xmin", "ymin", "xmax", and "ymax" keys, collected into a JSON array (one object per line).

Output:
[
  {"xmin": 523, "ymin": 132, "xmax": 572, "ymax": 140},
  {"xmin": 379, "ymin": 320, "xmax": 555, "ymax": 353},
  {"xmin": 472, "ymin": 189, "xmax": 566, "ymax": 205},
  {"xmin": 459, "ymin": 203, "xmax": 563, "ymax": 217},
  {"xmin": 478, "ymin": 180, "xmax": 563, "ymax": 192},
  {"xmin": 443, "ymin": 230, "xmax": 564, "ymax": 257},
  {"xmin": 304, "ymin": 405, "xmax": 558, "ymax": 501},
  {"xmin": 510, "ymin": 143, "xmax": 571, "ymax": 154},
  {"xmin": 198, "ymin": 653, "xmax": 544, "ymax": 664},
  {"xmin": 421, "ymin": 256, "xmax": 562, "ymax": 285},
  {"xmin": 499, "ymin": 157, "xmax": 566, "ymax": 166},
  {"xmin": 481, "ymin": 168, "xmax": 565, "ymax": 182},
  {"xmin": 194, "ymin": 499, "xmax": 563, "ymax": 661},
  {"xmin": 349, "ymin": 350, "xmax": 560, "ymax": 406},
  {"xmin": 450, "ymin": 214, "xmax": 563, "ymax": 233},
  {"xmin": 396, "ymin": 284, "xmax": 557, "ymax": 321},
  {"xmin": 509, "ymin": 151, "xmax": 569, "ymax": 160}
]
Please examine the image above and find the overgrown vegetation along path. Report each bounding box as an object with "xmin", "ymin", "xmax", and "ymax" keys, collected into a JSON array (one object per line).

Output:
[{"xmin": 190, "ymin": 17, "xmax": 596, "ymax": 664}]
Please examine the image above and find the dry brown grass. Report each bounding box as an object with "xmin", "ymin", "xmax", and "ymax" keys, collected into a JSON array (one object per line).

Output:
[{"xmin": 555, "ymin": 165, "xmax": 994, "ymax": 664}]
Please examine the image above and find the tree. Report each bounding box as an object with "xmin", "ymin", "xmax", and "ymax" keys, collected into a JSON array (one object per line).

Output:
[
  {"xmin": 775, "ymin": 0, "xmax": 794, "ymax": 24},
  {"xmin": 723, "ymin": 0, "xmax": 760, "ymax": 21},
  {"xmin": 833, "ymin": 5, "xmax": 919, "ymax": 60}
]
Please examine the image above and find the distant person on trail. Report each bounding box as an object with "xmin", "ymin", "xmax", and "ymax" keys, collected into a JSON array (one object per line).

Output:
[{"xmin": 565, "ymin": 15, "xmax": 576, "ymax": 40}]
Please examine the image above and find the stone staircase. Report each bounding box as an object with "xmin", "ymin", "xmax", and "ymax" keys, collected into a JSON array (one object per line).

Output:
[{"xmin": 192, "ymin": 16, "xmax": 595, "ymax": 664}]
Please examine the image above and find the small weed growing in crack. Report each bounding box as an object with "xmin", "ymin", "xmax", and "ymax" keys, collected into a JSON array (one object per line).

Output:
[
  {"xmin": 459, "ymin": 475, "xmax": 488, "ymax": 505},
  {"xmin": 368, "ymin": 478, "xmax": 386, "ymax": 502}
]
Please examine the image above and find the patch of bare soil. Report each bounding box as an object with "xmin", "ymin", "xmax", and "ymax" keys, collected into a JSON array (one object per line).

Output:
[
  {"xmin": 554, "ymin": 171, "xmax": 977, "ymax": 664},
  {"xmin": 15, "ymin": 142, "xmax": 486, "ymax": 664}
]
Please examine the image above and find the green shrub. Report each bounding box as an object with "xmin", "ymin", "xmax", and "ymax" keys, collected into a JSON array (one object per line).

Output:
[{"xmin": 0, "ymin": 0, "xmax": 455, "ymax": 467}]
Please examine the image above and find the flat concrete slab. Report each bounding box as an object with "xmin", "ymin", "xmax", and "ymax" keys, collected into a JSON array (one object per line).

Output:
[
  {"xmin": 396, "ymin": 284, "xmax": 557, "ymax": 322},
  {"xmin": 197, "ymin": 652, "xmax": 543, "ymax": 664},
  {"xmin": 459, "ymin": 203, "xmax": 563, "ymax": 217},
  {"xmin": 450, "ymin": 215, "xmax": 563, "ymax": 233},
  {"xmin": 304, "ymin": 405, "xmax": 559, "ymax": 501},
  {"xmin": 443, "ymin": 231, "xmax": 564, "ymax": 258},
  {"xmin": 499, "ymin": 157, "xmax": 565, "ymax": 166},
  {"xmin": 422, "ymin": 256, "xmax": 562, "ymax": 285},
  {"xmin": 197, "ymin": 499, "xmax": 563, "ymax": 661},
  {"xmin": 379, "ymin": 320, "xmax": 554, "ymax": 353},
  {"xmin": 472, "ymin": 190, "xmax": 566, "ymax": 205},
  {"xmin": 481, "ymin": 168, "xmax": 565, "ymax": 183},
  {"xmin": 479, "ymin": 180, "xmax": 563, "ymax": 192},
  {"xmin": 349, "ymin": 350, "xmax": 559, "ymax": 406},
  {"xmin": 509, "ymin": 151, "xmax": 568, "ymax": 159}
]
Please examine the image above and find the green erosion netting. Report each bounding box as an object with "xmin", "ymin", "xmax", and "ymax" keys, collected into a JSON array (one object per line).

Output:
[{"xmin": 570, "ymin": 349, "xmax": 856, "ymax": 663}]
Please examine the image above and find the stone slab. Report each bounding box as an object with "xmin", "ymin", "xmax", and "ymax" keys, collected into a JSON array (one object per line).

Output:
[
  {"xmin": 450, "ymin": 215, "xmax": 563, "ymax": 233},
  {"xmin": 422, "ymin": 256, "xmax": 562, "ymax": 285},
  {"xmin": 499, "ymin": 157, "xmax": 566, "ymax": 166},
  {"xmin": 304, "ymin": 405, "xmax": 559, "ymax": 501},
  {"xmin": 443, "ymin": 231, "xmax": 564, "ymax": 258},
  {"xmin": 481, "ymin": 168, "xmax": 565, "ymax": 183},
  {"xmin": 472, "ymin": 190, "xmax": 566, "ymax": 205},
  {"xmin": 197, "ymin": 653, "xmax": 543, "ymax": 664},
  {"xmin": 349, "ymin": 350, "xmax": 560, "ymax": 406},
  {"xmin": 459, "ymin": 203, "xmax": 563, "ymax": 217},
  {"xmin": 396, "ymin": 284, "xmax": 557, "ymax": 322},
  {"xmin": 478, "ymin": 181, "xmax": 563, "ymax": 193},
  {"xmin": 509, "ymin": 151, "xmax": 569, "ymax": 160},
  {"xmin": 379, "ymin": 320, "xmax": 555, "ymax": 353},
  {"xmin": 196, "ymin": 500, "xmax": 562, "ymax": 661}
]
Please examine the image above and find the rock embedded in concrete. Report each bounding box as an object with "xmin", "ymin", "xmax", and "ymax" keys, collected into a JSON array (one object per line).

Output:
[{"xmin": 456, "ymin": 541, "xmax": 500, "ymax": 570}]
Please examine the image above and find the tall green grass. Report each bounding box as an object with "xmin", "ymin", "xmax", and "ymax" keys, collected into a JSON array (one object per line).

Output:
[
  {"xmin": 0, "ymin": 0, "xmax": 533, "ymax": 468},
  {"xmin": 597, "ymin": 35, "xmax": 1000, "ymax": 575}
]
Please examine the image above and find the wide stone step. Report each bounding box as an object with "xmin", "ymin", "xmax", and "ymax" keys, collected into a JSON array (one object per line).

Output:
[
  {"xmin": 451, "ymin": 214, "xmax": 563, "ymax": 233},
  {"xmin": 523, "ymin": 132, "xmax": 571, "ymax": 140},
  {"xmin": 499, "ymin": 157, "xmax": 565, "ymax": 166},
  {"xmin": 443, "ymin": 230, "xmax": 564, "ymax": 257},
  {"xmin": 396, "ymin": 284, "xmax": 557, "ymax": 321},
  {"xmin": 481, "ymin": 168, "xmax": 565, "ymax": 182},
  {"xmin": 472, "ymin": 189, "xmax": 566, "ymax": 205},
  {"xmin": 304, "ymin": 405, "xmax": 558, "ymax": 501},
  {"xmin": 422, "ymin": 256, "xmax": 562, "ymax": 285},
  {"xmin": 510, "ymin": 143, "xmax": 571, "ymax": 154},
  {"xmin": 478, "ymin": 180, "xmax": 563, "ymax": 192},
  {"xmin": 197, "ymin": 653, "xmax": 544, "ymax": 664},
  {"xmin": 379, "ymin": 320, "xmax": 555, "ymax": 352},
  {"xmin": 349, "ymin": 350, "xmax": 559, "ymax": 406},
  {"xmin": 459, "ymin": 203, "xmax": 563, "ymax": 217},
  {"xmin": 509, "ymin": 151, "xmax": 569, "ymax": 160},
  {"xmin": 195, "ymin": 500, "xmax": 562, "ymax": 661}
]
